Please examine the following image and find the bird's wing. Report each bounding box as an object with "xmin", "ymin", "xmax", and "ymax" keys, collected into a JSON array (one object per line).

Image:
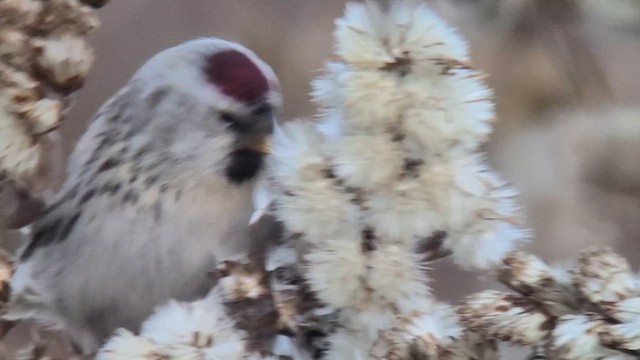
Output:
[{"xmin": 66, "ymin": 86, "xmax": 131, "ymax": 182}]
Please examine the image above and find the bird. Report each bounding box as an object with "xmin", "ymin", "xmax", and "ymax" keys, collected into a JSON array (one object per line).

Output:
[{"xmin": 5, "ymin": 38, "xmax": 281, "ymax": 354}]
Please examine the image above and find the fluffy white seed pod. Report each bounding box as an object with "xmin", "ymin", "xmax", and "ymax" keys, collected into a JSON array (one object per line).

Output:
[
  {"xmin": 0, "ymin": 30, "xmax": 33, "ymax": 68},
  {"xmin": 333, "ymin": 3, "xmax": 395, "ymax": 68},
  {"xmin": 325, "ymin": 328, "xmax": 381, "ymax": 359},
  {"xmin": 498, "ymin": 250, "xmax": 576, "ymax": 316},
  {"xmin": 263, "ymin": 1, "xmax": 528, "ymax": 358},
  {"xmin": 32, "ymin": 35, "xmax": 95, "ymax": 93},
  {"xmin": 305, "ymin": 238, "xmax": 431, "ymax": 312},
  {"xmin": 309, "ymin": 0, "xmax": 525, "ymax": 268},
  {"xmin": 439, "ymin": 331, "xmax": 500, "ymax": 360},
  {"xmin": 98, "ymin": 291, "xmax": 255, "ymax": 359},
  {"xmin": 574, "ymin": 248, "xmax": 639, "ymax": 305},
  {"xmin": 97, "ymin": 329, "xmax": 163, "ymax": 360},
  {"xmin": 364, "ymin": 177, "xmax": 446, "ymax": 243},
  {"xmin": 37, "ymin": 0, "xmax": 100, "ymax": 35},
  {"xmin": 0, "ymin": 0, "xmax": 43, "ymax": 28},
  {"xmin": 215, "ymin": 261, "xmax": 269, "ymax": 302},
  {"xmin": 17, "ymin": 98, "xmax": 64, "ymax": 135},
  {"xmin": 365, "ymin": 242, "xmax": 431, "ymax": 309},
  {"xmin": 333, "ymin": 1, "xmax": 467, "ymax": 70},
  {"xmin": 326, "ymin": 301, "xmax": 459, "ymax": 359},
  {"xmin": 603, "ymin": 297, "xmax": 640, "ymax": 324},
  {"xmin": 399, "ymin": 301, "xmax": 461, "ymax": 357},
  {"xmin": 601, "ymin": 320, "xmax": 640, "ymax": 353},
  {"xmin": 600, "ymin": 298, "xmax": 640, "ymax": 351},
  {"xmin": 448, "ymin": 220, "xmax": 524, "ymax": 270},
  {"xmin": 266, "ymin": 242, "xmax": 325, "ymax": 339},
  {"xmin": 0, "ymin": 106, "xmax": 42, "ymax": 180},
  {"xmin": 263, "ymin": 1, "xmax": 529, "ymax": 357},
  {"xmin": 303, "ymin": 239, "xmax": 370, "ymax": 309},
  {"xmin": 551, "ymin": 314, "xmax": 632, "ymax": 360},
  {"xmin": 275, "ymin": 184, "xmax": 360, "ymax": 245},
  {"xmin": 402, "ymin": 75, "xmax": 494, "ymax": 154},
  {"xmin": 270, "ymin": 121, "xmax": 327, "ymax": 189},
  {"xmin": 321, "ymin": 68, "xmax": 409, "ymax": 134},
  {"xmin": 330, "ymin": 134, "xmax": 404, "ymax": 189},
  {"xmin": 459, "ymin": 290, "xmax": 552, "ymax": 345},
  {"xmin": 139, "ymin": 292, "xmax": 248, "ymax": 358},
  {"xmin": 0, "ymin": 0, "xmax": 102, "ymax": 189},
  {"xmin": 499, "ymin": 251, "xmax": 554, "ymax": 291},
  {"xmin": 0, "ymin": 63, "xmax": 40, "ymax": 104}
]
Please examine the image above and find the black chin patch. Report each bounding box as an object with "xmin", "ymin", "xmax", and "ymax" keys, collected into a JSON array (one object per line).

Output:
[{"xmin": 225, "ymin": 149, "xmax": 264, "ymax": 184}]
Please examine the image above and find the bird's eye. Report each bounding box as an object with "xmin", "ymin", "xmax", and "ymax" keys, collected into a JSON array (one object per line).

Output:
[
  {"xmin": 220, "ymin": 112, "xmax": 238, "ymax": 123},
  {"xmin": 252, "ymin": 103, "xmax": 272, "ymax": 117}
]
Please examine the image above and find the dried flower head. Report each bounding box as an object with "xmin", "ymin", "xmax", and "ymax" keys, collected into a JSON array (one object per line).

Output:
[
  {"xmin": 459, "ymin": 290, "xmax": 552, "ymax": 345},
  {"xmin": 0, "ymin": 0, "xmax": 103, "ymax": 225},
  {"xmin": 260, "ymin": 0, "xmax": 528, "ymax": 357},
  {"xmin": 573, "ymin": 247, "xmax": 638, "ymax": 305},
  {"xmin": 98, "ymin": 292, "xmax": 251, "ymax": 360},
  {"xmin": 32, "ymin": 35, "xmax": 95, "ymax": 94}
]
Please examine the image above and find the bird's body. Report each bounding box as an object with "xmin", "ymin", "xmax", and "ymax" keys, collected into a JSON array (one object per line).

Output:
[{"xmin": 7, "ymin": 38, "xmax": 281, "ymax": 353}]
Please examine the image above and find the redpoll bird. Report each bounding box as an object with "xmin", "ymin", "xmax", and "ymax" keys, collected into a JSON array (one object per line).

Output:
[{"xmin": 6, "ymin": 38, "xmax": 281, "ymax": 353}]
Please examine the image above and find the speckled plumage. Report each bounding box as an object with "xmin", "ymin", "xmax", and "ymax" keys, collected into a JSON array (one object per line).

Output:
[{"xmin": 7, "ymin": 38, "xmax": 281, "ymax": 353}]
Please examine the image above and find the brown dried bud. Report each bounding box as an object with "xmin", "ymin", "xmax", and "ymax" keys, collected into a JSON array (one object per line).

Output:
[
  {"xmin": 0, "ymin": 0, "xmax": 43, "ymax": 29},
  {"xmin": 550, "ymin": 314, "xmax": 622, "ymax": 360},
  {"xmin": 32, "ymin": 35, "xmax": 94, "ymax": 94},
  {"xmin": 574, "ymin": 247, "xmax": 638, "ymax": 305},
  {"xmin": 213, "ymin": 259, "xmax": 281, "ymax": 353},
  {"xmin": 35, "ymin": 0, "xmax": 99, "ymax": 35},
  {"xmin": 498, "ymin": 250, "xmax": 575, "ymax": 316},
  {"xmin": 0, "ymin": 107, "xmax": 41, "ymax": 180},
  {"xmin": 0, "ymin": 63, "xmax": 41, "ymax": 104},
  {"xmin": 438, "ymin": 331, "xmax": 500, "ymax": 360},
  {"xmin": 214, "ymin": 260, "xmax": 269, "ymax": 302},
  {"xmin": 458, "ymin": 290, "xmax": 553, "ymax": 345},
  {"xmin": 17, "ymin": 98, "xmax": 63, "ymax": 136},
  {"xmin": 0, "ymin": 30, "xmax": 34, "ymax": 69}
]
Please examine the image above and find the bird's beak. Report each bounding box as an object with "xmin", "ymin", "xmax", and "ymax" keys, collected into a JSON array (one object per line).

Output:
[{"xmin": 239, "ymin": 135, "xmax": 272, "ymax": 154}]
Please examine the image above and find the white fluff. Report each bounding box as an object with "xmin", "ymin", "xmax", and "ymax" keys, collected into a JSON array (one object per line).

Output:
[
  {"xmin": 336, "ymin": 69, "xmax": 407, "ymax": 133},
  {"xmin": 605, "ymin": 317, "xmax": 640, "ymax": 351},
  {"xmin": 405, "ymin": 301, "xmax": 461, "ymax": 341},
  {"xmin": 325, "ymin": 328, "xmax": 377, "ymax": 360},
  {"xmin": 334, "ymin": 2, "xmax": 467, "ymax": 69},
  {"xmin": 141, "ymin": 292, "xmax": 245, "ymax": 350},
  {"xmin": 448, "ymin": 221, "xmax": 524, "ymax": 270},
  {"xmin": 330, "ymin": 135, "xmax": 404, "ymax": 189},
  {"xmin": 97, "ymin": 292, "xmax": 249, "ymax": 359},
  {"xmin": 270, "ymin": 120, "xmax": 327, "ymax": 188},
  {"xmin": 263, "ymin": 0, "xmax": 526, "ymax": 357},
  {"xmin": 364, "ymin": 179, "xmax": 446, "ymax": 243},
  {"xmin": 366, "ymin": 242, "xmax": 430, "ymax": 306},
  {"xmin": 304, "ymin": 239, "xmax": 369, "ymax": 309},
  {"xmin": 97, "ymin": 329, "xmax": 161, "ymax": 360},
  {"xmin": 275, "ymin": 179, "xmax": 360, "ymax": 244},
  {"xmin": 552, "ymin": 315, "xmax": 613, "ymax": 360}
]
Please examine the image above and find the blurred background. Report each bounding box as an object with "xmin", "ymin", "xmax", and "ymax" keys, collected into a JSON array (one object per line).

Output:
[
  {"xmin": 58, "ymin": 0, "xmax": 640, "ymax": 300},
  {"xmin": 3, "ymin": 0, "xmax": 640, "ymax": 357}
]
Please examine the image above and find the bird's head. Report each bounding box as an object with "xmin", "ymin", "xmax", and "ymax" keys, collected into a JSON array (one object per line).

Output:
[{"xmin": 125, "ymin": 38, "xmax": 281, "ymax": 184}]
